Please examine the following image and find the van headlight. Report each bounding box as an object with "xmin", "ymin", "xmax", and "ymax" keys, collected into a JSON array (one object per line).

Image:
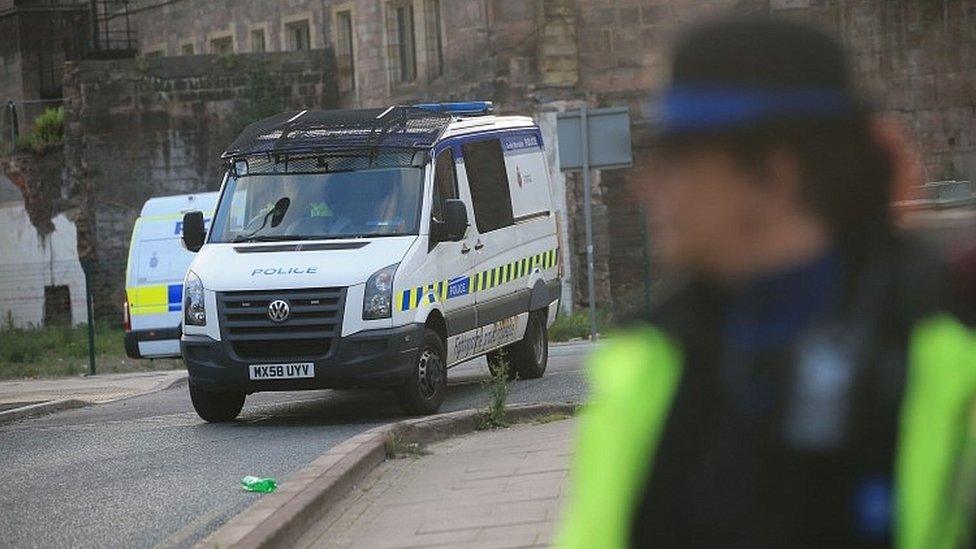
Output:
[
  {"xmin": 363, "ymin": 263, "xmax": 398, "ymax": 320},
  {"xmin": 184, "ymin": 270, "xmax": 206, "ymax": 326}
]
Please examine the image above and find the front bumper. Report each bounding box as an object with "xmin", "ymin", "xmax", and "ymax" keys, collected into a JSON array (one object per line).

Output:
[{"xmin": 181, "ymin": 323, "xmax": 424, "ymax": 393}]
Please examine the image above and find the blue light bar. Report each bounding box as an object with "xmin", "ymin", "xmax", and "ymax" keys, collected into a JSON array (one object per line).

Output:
[{"xmin": 414, "ymin": 101, "xmax": 494, "ymax": 116}]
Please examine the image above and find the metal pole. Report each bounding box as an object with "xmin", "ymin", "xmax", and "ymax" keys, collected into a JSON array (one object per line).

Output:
[
  {"xmin": 90, "ymin": 0, "xmax": 101, "ymax": 52},
  {"xmin": 8, "ymin": 101, "xmax": 17, "ymax": 144},
  {"xmin": 580, "ymin": 106, "xmax": 598, "ymax": 340},
  {"xmin": 639, "ymin": 203, "xmax": 652, "ymax": 316},
  {"xmin": 82, "ymin": 260, "xmax": 96, "ymax": 375}
]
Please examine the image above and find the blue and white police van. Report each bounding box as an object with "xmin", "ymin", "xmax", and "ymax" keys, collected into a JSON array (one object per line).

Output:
[{"xmin": 179, "ymin": 102, "xmax": 561, "ymax": 421}]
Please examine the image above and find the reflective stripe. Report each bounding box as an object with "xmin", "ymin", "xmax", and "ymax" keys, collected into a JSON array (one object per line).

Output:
[
  {"xmin": 897, "ymin": 316, "xmax": 976, "ymax": 549},
  {"xmin": 558, "ymin": 326, "xmax": 683, "ymax": 549},
  {"xmin": 397, "ymin": 247, "xmax": 560, "ymax": 312},
  {"xmin": 128, "ymin": 283, "xmax": 183, "ymax": 315},
  {"xmin": 558, "ymin": 316, "xmax": 976, "ymax": 549}
]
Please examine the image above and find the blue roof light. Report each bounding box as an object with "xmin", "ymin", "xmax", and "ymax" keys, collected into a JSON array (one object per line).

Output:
[{"xmin": 414, "ymin": 101, "xmax": 494, "ymax": 116}]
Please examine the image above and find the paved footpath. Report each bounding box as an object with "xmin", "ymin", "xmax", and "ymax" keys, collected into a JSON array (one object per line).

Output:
[
  {"xmin": 297, "ymin": 417, "xmax": 578, "ymax": 549},
  {"xmin": 0, "ymin": 369, "xmax": 186, "ymax": 410}
]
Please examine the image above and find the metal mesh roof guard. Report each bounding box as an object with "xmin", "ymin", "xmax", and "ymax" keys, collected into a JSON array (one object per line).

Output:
[{"xmin": 222, "ymin": 106, "xmax": 455, "ymax": 158}]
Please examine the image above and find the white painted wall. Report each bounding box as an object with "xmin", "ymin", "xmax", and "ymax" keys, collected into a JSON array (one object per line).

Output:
[{"xmin": 0, "ymin": 191, "xmax": 87, "ymax": 328}]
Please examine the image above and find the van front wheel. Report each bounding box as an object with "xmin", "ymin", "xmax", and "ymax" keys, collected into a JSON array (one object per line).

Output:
[
  {"xmin": 189, "ymin": 383, "xmax": 245, "ymax": 423},
  {"xmin": 396, "ymin": 330, "xmax": 447, "ymax": 415}
]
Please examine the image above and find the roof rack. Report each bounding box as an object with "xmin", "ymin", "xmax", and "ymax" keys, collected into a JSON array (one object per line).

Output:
[{"xmin": 221, "ymin": 106, "xmax": 455, "ymax": 159}]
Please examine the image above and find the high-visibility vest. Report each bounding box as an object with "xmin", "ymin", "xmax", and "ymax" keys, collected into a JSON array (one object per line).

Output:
[{"xmin": 558, "ymin": 315, "xmax": 976, "ymax": 549}]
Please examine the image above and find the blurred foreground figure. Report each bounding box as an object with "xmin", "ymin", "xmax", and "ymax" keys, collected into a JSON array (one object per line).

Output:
[{"xmin": 560, "ymin": 15, "xmax": 976, "ymax": 549}]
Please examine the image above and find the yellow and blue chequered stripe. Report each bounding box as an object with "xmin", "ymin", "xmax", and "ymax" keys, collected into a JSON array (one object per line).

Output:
[
  {"xmin": 127, "ymin": 283, "xmax": 183, "ymax": 315},
  {"xmin": 397, "ymin": 248, "xmax": 558, "ymax": 312}
]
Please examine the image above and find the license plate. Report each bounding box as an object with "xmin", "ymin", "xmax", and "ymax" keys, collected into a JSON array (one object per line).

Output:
[{"xmin": 249, "ymin": 363, "xmax": 315, "ymax": 380}]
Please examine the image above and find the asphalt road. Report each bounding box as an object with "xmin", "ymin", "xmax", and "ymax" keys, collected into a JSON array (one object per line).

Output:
[{"xmin": 0, "ymin": 342, "xmax": 591, "ymax": 549}]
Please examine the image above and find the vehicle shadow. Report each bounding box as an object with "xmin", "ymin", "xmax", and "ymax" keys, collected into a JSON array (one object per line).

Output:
[{"xmin": 224, "ymin": 363, "xmax": 494, "ymax": 428}]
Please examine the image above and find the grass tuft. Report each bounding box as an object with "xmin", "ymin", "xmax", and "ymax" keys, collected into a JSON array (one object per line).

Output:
[
  {"xmin": 548, "ymin": 308, "xmax": 613, "ymax": 342},
  {"xmin": 385, "ymin": 434, "xmax": 430, "ymax": 459},
  {"xmin": 0, "ymin": 322, "xmax": 182, "ymax": 379},
  {"xmin": 533, "ymin": 412, "xmax": 573, "ymax": 425},
  {"xmin": 479, "ymin": 351, "xmax": 511, "ymax": 430}
]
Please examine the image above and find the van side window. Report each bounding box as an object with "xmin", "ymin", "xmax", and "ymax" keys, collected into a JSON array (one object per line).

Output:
[
  {"xmin": 461, "ymin": 138, "xmax": 514, "ymax": 233},
  {"xmin": 431, "ymin": 148, "xmax": 457, "ymax": 222}
]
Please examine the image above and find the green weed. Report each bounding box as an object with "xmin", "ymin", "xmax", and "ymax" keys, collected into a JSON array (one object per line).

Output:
[{"xmin": 548, "ymin": 308, "xmax": 612, "ymax": 342}]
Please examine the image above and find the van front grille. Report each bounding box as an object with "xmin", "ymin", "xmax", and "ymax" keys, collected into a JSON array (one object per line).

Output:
[{"xmin": 216, "ymin": 287, "xmax": 345, "ymax": 361}]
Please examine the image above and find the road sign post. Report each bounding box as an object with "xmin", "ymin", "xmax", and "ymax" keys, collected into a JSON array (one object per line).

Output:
[{"xmin": 557, "ymin": 106, "xmax": 632, "ymax": 340}]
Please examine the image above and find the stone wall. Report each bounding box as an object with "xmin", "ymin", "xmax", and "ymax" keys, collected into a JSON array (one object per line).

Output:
[
  {"xmin": 0, "ymin": 2, "xmax": 24, "ymax": 105},
  {"xmin": 814, "ymin": 1, "xmax": 976, "ymax": 180},
  {"xmin": 49, "ymin": 0, "xmax": 976, "ymax": 318},
  {"xmin": 570, "ymin": 0, "xmax": 976, "ymax": 314},
  {"xmin": 131, "ymin": 0, "xmax": 329, "ymax": 56},
  {"xmin": 62, "ymin": 51, "xmax": 339, "ymax": 318}
]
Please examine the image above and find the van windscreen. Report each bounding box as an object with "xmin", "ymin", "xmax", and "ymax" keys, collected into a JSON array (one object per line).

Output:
[{"xmin": 210, "ymin": 168, "xmax": 424, "ymax": 243}]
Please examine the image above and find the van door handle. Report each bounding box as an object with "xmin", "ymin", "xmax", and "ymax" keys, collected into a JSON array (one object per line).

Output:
[
  {"xmin": 461, "ymin": 243, "xmax": 471, "ymax": 254},
  {"xmin": 474, "ymin": 241, "xmax": 485, "ymax": 250}
]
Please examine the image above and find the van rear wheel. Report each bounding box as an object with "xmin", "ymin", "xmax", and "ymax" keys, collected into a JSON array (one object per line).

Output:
[
  {"xmin": 396, "ymin": 329, "xmax": 447, "ymax": 415},
  {"xmin": 489, "ymin": 311, "xmax": 548, "ymax": 380},
  {"xmin": 189, "ymin": 383, "xmax": 245, "ymax": 423}
]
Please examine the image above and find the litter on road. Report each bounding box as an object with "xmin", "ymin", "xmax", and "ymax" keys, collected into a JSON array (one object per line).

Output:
[{"xmin": 241, "ymin": 476, "xmax": 277, "ymax": 493}]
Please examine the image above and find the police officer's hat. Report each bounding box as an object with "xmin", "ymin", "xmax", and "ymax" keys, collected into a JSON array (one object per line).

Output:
[{"xmin": 655, "ymin": 14, "xmax": 867, "ymax": 142}]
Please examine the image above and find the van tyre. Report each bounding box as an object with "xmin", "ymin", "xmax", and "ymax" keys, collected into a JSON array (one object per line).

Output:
[
  {"xmin": 489, "ymin": 311, "xmax": 548, "ymax": 380},
  {"xmin": 189, "ymin": 383, "xmax": 245, "ymax": 423},
  {"xmin": 396, "ymin": 329, "xmax": 447, "ymax": 415}
]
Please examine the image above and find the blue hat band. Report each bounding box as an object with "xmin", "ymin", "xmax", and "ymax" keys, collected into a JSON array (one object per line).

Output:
[{"xmin": 659, "ymin": 86, "xmax": 857, "ymax": 134}]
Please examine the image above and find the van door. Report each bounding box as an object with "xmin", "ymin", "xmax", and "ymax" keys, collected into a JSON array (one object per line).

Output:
[
  {"xmin": 459, "ymin": 137, "xmax": 526, "ymax": 350},
  {"xmin": 426, "ymin": 147, "xmax": 477, "ymax": 359}
]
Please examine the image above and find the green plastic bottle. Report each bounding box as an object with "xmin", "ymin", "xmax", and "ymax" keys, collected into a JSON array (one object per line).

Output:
[{"xmin": 241, "ymin": 475, "xmax": 277, "ymax": 493}]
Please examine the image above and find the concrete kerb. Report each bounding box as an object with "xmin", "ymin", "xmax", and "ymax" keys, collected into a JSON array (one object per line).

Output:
[
  {"xmin": 199, "ymin": 402, "xmax": 580, "ymax": 549},
  {"xmin": 0, "ymin": 398, "xmax": 90, "ymax": 425},
  {"xmin": 105, "ymin": 371, "xmax": 189, "ymax": 405}
]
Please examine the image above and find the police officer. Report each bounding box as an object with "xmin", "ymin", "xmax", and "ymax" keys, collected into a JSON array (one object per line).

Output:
[{"xmin": 559, "ymin": 15, "xmax": 976, "ymax": 549}]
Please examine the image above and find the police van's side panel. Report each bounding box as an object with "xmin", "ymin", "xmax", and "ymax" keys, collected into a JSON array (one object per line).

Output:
[{"xmin": 445, "ymin": 128, "xmax": 559, "ymax": 365}]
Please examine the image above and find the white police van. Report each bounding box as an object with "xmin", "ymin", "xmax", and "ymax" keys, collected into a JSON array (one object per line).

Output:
[
  {"xmin": 124, "ymin": 192, "xmax": 218, "ymax": 358},
  {"xmin": 180, "ymin": 102, "xmax": 561, "ymax": 422}
]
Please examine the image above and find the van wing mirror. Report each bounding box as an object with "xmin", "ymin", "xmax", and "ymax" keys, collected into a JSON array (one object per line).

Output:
[
  {"xmin": 181, "ymin": 210, "xmax": 206, "ymax": 253},
  {"xmin": 441, "ymin": 199, "xmax": 468, "ymax": 242}
]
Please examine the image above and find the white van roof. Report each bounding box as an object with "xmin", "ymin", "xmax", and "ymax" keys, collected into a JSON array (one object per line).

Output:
[
  {"xmin": 441, "ymin": 115, "xmax": 537, "ymax": 140},
  {"xmin": 139, "ymin": 192, "xmax": 219, "ymax": 218}
]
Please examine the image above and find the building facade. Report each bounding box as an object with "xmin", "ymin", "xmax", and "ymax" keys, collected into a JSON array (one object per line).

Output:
[{"xmin": 2, "ymin": 0, "xmax": 973, "ymax": 323}]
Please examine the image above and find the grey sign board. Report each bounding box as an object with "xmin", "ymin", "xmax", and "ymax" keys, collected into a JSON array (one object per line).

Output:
[{"xmin": 557, "ymin": 106, "xmax": 633, "ymax": 171}]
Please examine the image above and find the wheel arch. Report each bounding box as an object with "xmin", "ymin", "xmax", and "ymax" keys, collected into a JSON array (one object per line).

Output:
[
  {"xmin": 424, "ymin": 308, "xmax": 447, "ymax": 345},
  {"xmin": 529, "ymin": 278, "xmax": 554, "ymax": 312}
]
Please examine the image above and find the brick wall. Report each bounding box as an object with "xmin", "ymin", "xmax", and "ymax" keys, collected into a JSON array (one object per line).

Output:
[{"xmin": 62, "ymin": 52, "xmax": 339, "ymax": 318}]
